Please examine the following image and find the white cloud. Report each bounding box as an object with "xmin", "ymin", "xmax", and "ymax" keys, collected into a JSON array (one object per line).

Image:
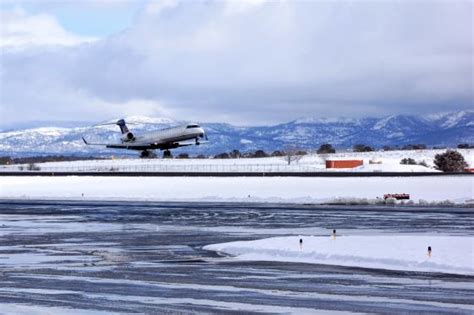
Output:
[
  {"xmin": 0, "ymin": 8, "xmax": 97, "ymax": 49},
  {"xmin": 0, "ymin": 78, "xmax": 174, "ymax": 126},
  {"xmin": 1, "ymin": 1, "xmax": 472, "ymax": 125},
  {"xmin": 143, "ymin": 0, "xmax": 178, "ymax": 15},
  {"xmin": 223, "ymin": 0, "xmax": 269, "ymax": 15}
]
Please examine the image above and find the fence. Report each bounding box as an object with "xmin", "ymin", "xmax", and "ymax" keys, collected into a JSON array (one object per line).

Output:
[{"xmin": 0, "ymin": 163, "xmax": 322, "ymax": 173}]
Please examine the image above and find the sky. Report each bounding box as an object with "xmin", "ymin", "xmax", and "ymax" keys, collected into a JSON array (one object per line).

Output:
[{"xmin": 0, "ymin": 0, "xmax": 472, "ymax": 126}]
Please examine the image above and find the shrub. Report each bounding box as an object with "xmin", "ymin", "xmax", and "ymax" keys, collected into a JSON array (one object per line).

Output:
[
  {"xmin": 0, "ymin": 157, "xmax": 12, "ymax": 165},
  {"xmin": 317, "ymin": 144, "xmax": 335, "ymax": 154},
  {"xmin": 401, "ymin": 158, "xmax": 429, "ymax": 167},
  {"xmin": 214, "ymin": 152, "xmax": 230, "ymax": 159},
  {"xmin": 402, "ymin": 144, "xmax": 427, "ymax": 150},
  {"xmin": 253, "ymin": 150, "xmax": 268, "ymax": 158},
  {"xmin": 400, "ymin": 158, "xmax": 417, "ymax": 165},
  {"xmin": 27, "ymin": 163, "xmax": 41, "ymax": 171},
  {"xmin": 418, "ymin": 160, "xmax": 428, "ymax": 167},
  {"xmin": 271, "ymin": 150, "xmax": 285, "ymax": 157},
  {"xmin": 353, "ymin": 144, "xmax": 374, "ymax": 152},
  {"xmin": 434, "ymin": 150, "xmax": 468, "ymax": 172},
  {"xmin": 382, "ymin": 145, "xmax": 396, "ymax": 151}
]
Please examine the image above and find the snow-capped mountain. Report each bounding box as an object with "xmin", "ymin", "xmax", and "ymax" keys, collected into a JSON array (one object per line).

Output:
[{"xmin": 1, "ymin": 110, "xmax": 472, "ymax": 157}]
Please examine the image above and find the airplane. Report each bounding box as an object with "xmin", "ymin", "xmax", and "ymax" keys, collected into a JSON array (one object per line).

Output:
[{"xmin": 82, "ymin": 119, "xmax": 207, "ymax": 158}]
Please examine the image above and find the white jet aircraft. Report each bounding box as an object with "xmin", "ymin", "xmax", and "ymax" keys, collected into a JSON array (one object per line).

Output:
[{"xmin": 82, "ymin": 119, "xmax": 207, "ymax": 158}]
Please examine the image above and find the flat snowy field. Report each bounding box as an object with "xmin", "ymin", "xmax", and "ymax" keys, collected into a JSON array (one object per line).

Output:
[
  {"xmin": 0, "ymin": 175, "xmax": 472, "ymax": 204},
  {"xmin": 204, "ymin": 235, "xmax": 474, "ymax": 275},
  {"xmin": 2, "ymin": 149, "xmax": 472, "ymax": 173}
]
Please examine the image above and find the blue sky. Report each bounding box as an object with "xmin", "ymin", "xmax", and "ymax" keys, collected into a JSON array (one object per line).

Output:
[
  {"xmin": 1, "ymin": 0, "xmax": 145, "ymax": 37},
  {"xmin": 1, "ymin": 0, "xmax": 472, "ymax": 126}
]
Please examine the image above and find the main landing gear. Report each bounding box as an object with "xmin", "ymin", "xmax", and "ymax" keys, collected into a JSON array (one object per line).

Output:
[
  {"xmin": 140, "ymin": 150, "xmax": 171, "ymax": 159},
  {"xmin": 140, "ymin": 150, "xmax": 157, "ymax": 159}
]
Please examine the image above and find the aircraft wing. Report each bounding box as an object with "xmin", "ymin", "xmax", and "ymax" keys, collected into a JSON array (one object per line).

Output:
[
  {"xmin": 82, "ymin": 137, "xmax": 153, "ymax": 150},
  {"xmin": 82, "ymin": 137, "xmax": 195, "ymax": 150}
]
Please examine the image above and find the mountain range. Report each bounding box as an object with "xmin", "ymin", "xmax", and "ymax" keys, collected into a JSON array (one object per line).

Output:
[{"xmin": 1, "ymin": 110, "xmax": 472, "ymax": 157}]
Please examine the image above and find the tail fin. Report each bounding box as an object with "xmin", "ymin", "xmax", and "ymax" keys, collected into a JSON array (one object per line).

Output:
[{"xmin": 116, "ymin": 119, "xmax": 129, "ymax": 134}]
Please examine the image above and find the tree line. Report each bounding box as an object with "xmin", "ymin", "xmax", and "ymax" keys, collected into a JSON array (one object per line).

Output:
[
  {"xmin": 1, "ymin": 143, "xmax": 471, "ymax": 172},
  {"xmin": 0, "ymin": 155, "xmax": 105, "ymax": 165}
]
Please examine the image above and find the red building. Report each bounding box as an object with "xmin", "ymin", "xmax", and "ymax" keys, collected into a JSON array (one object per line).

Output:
[{"xmin": 326, "ymin": 160, "xmax": 363, "ymax": 169}]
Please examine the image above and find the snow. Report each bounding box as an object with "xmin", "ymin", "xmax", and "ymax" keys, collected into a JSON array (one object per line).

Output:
[
  {"xmin": 372, "ymin": 115, "xmax": 395, "ymax": 130},
  {"xmin": 2, "ymin": 149, "xmax": 472, "ymax": 172},
  {"xmin": 203, "ymin": 235, "xmax": 474, "ymax": 275},
  {"xmin": 426, "ymin": 110, "xmax": 471, "ymax": 129},
  {"xmin": 352, "ymin": 163, "xmax": 435, "ymax": 173},
  {"xmin": 2, "ymin": 111, "xmax": 472, "ymax": 157},
  {"xmin": 1, "ymin": 149, "xmax": 472, "ymax": 204},
  {"xmin": 240, "ymin": 139, "xmax": 253, "ymax": 144},
  {"xmin": 0, "ymin": 127, "xmax": 69, "ymax": 138},
  {"xmin": 0, "ymin": 176, "xmax": 471, "ymax": 204},
  {"xmin": 312, "ymin": 148, "xmax": 473, "ymax": 170},
  {"xmin": 294, "ymin": 117, "xmax": 361, "ymax": 124},
  {"xmin": 386, "ymin": 131, "xmax": 404, "ymax": 139},
  {"xmin": 103, "ymin": 115, "xmax": 177, "ymax": 125},
  {"xmin": 0, "ymin": 304, "xmax": 117, "ymax": 315}
]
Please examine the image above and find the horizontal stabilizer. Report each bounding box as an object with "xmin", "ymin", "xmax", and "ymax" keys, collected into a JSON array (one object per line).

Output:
[{"xmin": 82, "ymin": 137, "xmax": 112, "ymax": 146}]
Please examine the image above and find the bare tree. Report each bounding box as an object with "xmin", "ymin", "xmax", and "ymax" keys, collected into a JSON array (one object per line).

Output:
[
  {"xmin": 27, "ymin": 163, "xmax": 40, "ymax": 171},
  {"xmin": 230, "ymin": 149, "xmax": 241, "ymax": 158},
  {"xmin": 283, "ymin": 146, "xmax": 303, "ymax": 165}
]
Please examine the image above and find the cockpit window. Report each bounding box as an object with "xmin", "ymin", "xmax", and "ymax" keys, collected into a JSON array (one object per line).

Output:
[{"xmin": 186, "ymin": 124, "xmax": 200, "ymax": 129}]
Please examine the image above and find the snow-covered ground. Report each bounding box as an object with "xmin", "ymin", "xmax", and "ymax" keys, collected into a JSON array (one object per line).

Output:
[
  {"xmin": 204, "ymin": 235, "xmax": 474, "ymax": 275},
  {"xmin": 1, "ymin": 149, "xmax": 472, "ymax": 173},
  {"xmin": 0, "ymin": 175, "xmax": 472, "ymax": 204},
  {"xmin": 1, "ymin": 149, "xmax": 472, "ymax": 204}
]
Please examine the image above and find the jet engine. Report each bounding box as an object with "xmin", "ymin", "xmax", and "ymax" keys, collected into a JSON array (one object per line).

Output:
[{"xmin": 122, "ymin": 132, "xmax": 134, "ymax": 142}]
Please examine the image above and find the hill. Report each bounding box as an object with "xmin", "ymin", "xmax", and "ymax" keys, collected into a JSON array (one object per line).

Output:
[{"xmin": 1, "ymin": 110, "xmax": 472, "ymax": 157}]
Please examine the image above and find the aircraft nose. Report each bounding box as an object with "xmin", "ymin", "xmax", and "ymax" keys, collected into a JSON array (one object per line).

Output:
[{"xmin": 197, "ymin": 128, "xmax": 205, "ymax": 137}]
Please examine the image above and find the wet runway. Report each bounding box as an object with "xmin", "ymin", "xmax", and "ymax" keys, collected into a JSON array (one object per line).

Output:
[{"xmin": 0, "ymin": 200, "xmax": 473, "ymax": 314}]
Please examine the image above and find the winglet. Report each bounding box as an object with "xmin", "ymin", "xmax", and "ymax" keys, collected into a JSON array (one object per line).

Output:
[{"xmin": 82, "ymin": 137, "xmax": 89, "ymax": 145}]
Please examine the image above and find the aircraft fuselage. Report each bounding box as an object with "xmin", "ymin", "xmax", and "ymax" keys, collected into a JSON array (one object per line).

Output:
[{"xmin": 134, "ymin": 125, "xmax": 205, "ymax": 147}]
